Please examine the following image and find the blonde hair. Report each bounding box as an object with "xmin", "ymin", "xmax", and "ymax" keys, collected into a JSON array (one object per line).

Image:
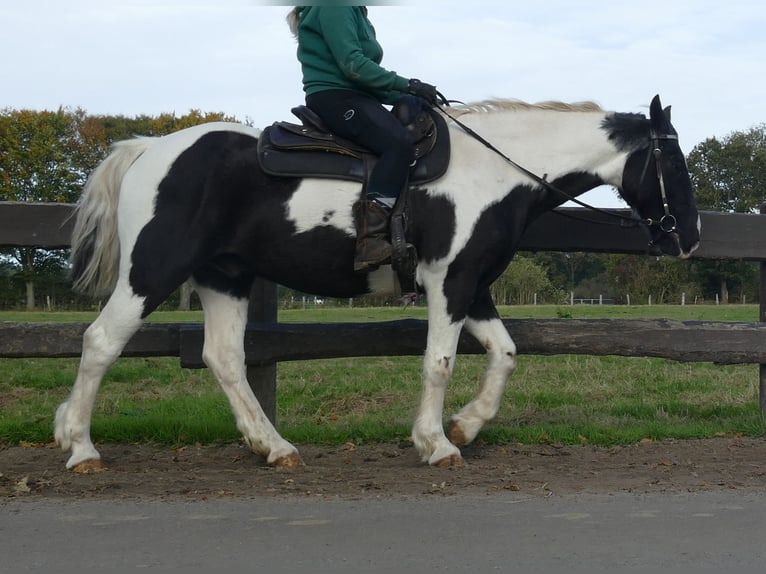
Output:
[{"xmin": 286, "ymin": 7, "xmax": 301, "ymax": 38}]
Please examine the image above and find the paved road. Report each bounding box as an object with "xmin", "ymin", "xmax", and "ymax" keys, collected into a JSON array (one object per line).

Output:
[{"xmin": 3, "ymin": 491, "xmax": 765, "ymax": 573}]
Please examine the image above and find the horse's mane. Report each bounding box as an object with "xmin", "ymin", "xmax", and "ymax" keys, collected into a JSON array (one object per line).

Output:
[
  {"xmin": 447, "ymin": 99, "xmax": 604, "ymax": 118},
  {"xmin": 446, "ymin": 99, "xmax": 653, "ymax": 151}
]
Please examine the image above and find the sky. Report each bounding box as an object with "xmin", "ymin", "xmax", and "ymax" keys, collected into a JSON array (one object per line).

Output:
[{"xmin": 3, "ymin": 0, "xmax": 765, "ymax": 207}]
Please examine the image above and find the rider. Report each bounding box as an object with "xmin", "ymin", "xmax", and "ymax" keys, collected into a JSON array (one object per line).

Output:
[{"xmin": 287, "ymin": 5, "xmax": 439, "ymax": 272}]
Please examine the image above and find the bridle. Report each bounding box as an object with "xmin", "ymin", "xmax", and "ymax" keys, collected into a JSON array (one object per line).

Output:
[
  {"xmin": 434, "ymin": 98, "xmax": 681, "ymax": 237},
  {"xmin": 641, "ymin": 131, "xmax": 679, "ymax": 234}
]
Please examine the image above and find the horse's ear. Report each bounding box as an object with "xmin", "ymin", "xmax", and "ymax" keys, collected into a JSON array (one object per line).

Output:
[{"xmin": 649, "ymin": 94, "xmax": 672, "ymax": 132}]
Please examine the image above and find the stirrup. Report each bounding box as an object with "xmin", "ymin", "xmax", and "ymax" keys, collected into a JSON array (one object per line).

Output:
[{"xmin": 390, "ymin": 207, "xmax": 417, "ymax": 294}]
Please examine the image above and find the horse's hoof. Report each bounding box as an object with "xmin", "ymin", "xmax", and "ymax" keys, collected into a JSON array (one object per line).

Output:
[
  {"xmin": 71, "ymin": 459, "xmax": 108, "ymax": 474},
  {"xmin": 271, "ymin": 452, "xmax": 305, "ymax": 468},
  {"xmin": 433, "ymin": 454, "xmax": 465, "ymax": 468},
  {"xmin": 447, "ymin": 420, "xmax": 468, "ymax": 447}
]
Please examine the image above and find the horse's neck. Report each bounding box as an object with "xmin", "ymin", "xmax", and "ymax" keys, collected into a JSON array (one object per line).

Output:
[{"xmin": 462, "ymin": 109, "xmax": 626, "ymax": 189}]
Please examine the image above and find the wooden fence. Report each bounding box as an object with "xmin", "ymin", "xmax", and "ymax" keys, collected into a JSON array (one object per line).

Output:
[{"xmin": 2, "ymin": 201, "xmax": 766, "ymax": 417}]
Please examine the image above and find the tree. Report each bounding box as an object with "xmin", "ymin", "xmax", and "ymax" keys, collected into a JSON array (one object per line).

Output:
[
  {"xmin": 491, "ymin": 255, "xmax": 565, "ymax": 305},
  {"xmin": 532, "ymin": 252, "xmax": 607, "ymax": 296},
  {"xmin": 0, "ymin": 108, "xmax": 107, "ymax": 309},
  {"xmin": 686, "ymin": 124, "xmax": 766, "ymax": 302},
  {"xmin": 687, "ymin": 125, "xmax": 766, "ymax": 213},
  {"xmin": 93, "ymin": 109, "xmax": 238, "ymax": 142},
  {"xmin": 605, "ymin": 254, "xmax": 700, "ymax": 304},
  {"xmin": 0, "ymin": 108, "xmax": 103, "ymax": 202},
  {"xmin": 0, "ymin": 258, "xmax": 18, "ymax": 308}
]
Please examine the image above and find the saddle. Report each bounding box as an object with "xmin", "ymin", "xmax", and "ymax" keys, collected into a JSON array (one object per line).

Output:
[{"xmin": 257, "ymin": 98, "xmax": 450, "ymax": 190}]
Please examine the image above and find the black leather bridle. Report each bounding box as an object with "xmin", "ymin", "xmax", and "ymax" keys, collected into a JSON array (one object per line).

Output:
[{"xmin": 641, "ymin": 131, "xmax": 680, "ymax": 234}]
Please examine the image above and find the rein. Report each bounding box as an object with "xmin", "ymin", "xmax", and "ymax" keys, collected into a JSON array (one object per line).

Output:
[{"xmin": 434, "ymin": 99, "xmax": 678, "ymax": 234}]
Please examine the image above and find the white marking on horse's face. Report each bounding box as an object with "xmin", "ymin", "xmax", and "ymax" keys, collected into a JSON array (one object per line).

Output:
[
  {"xmin": 286, "ymin": 179, "xmax": 359, "ymax": 235},
  {"xmin": 676, "ymin": 215, "xmax": 702, "ymax": 259}
]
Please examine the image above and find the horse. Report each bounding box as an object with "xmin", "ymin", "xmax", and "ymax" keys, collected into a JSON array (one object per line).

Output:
[{"xmin": 55, "ymin": 95, "xmax": 700, "ymax": 471}]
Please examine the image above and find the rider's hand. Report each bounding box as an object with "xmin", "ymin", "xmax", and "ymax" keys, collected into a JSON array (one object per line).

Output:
[{"xmin": 407, "ymin": 79, "xmax": 439, "ymax": 106}]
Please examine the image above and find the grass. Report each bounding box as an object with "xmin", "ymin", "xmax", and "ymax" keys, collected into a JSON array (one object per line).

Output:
[{"xmin": 1, "ymin": 305, "xmax": 765, "ymax": 448}]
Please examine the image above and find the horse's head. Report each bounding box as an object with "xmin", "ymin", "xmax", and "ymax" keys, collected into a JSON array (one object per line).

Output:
[{"xmin": 617, "ymin": 95, "xmax": 700, "ymax": 258}]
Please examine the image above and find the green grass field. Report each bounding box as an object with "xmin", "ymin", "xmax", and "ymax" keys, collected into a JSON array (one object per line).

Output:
[{"xmin": 1, "ymin": 305, "xmax": 764, "ymax": 448}]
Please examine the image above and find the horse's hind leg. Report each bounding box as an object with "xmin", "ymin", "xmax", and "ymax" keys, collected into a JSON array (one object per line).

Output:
[
  {"xmin": 55, "ymin": 280, "xmax": 145, "ymax": 470},
  {"xmin": 448, "ymin": 289, "xmax": 516, "ymax": 447},
  {"xmin": 194, "ymin": 284, "xmax": 303, "ymax": 467}
]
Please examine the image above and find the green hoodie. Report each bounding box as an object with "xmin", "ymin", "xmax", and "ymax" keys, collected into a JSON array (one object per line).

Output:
[{"xmin": 295, "ymin": 6, "xmax": 410, "ymax": 104}]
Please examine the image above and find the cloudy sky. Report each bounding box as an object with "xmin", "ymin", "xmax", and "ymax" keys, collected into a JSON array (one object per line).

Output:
[{"xmin": 4, "ymin": 0, "xmax": 764, "ymax": 206}]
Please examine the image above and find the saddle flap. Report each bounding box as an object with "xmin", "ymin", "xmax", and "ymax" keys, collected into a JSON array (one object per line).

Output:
[{"xmin": 267, "ymin": 121, "xmax": 368, "ymax": 157}]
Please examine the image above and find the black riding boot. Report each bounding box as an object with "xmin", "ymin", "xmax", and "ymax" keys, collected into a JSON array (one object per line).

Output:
[{"xmin": 352, "ymin": 200, "xmax": 392, "ymax": 272}]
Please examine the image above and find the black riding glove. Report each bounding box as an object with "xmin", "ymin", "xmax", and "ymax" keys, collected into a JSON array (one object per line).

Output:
[{"xmin": 407, "ymin": 79, "xmax": 439, "ymax": 106}]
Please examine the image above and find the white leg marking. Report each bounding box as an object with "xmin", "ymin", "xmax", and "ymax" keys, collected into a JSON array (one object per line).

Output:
[
  {"xmin": 412, "ymin": 274, "xmax": 464, "ymax": 465},
  {"xmin": 55, "ymin": 280, "xmax": 145, "ymax": 469},
  {"xmin": 195, "ymin": 285, "xmax": 299, "ymax": 465},
  {"xmin": 449, "ymin": 317, "xmax": 517, "ymax": 446}
]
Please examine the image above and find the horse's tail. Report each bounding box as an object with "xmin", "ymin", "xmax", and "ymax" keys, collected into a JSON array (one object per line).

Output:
[{"xmin": 70, "ymin": 137, "xmax": 154, "ymax": 296}]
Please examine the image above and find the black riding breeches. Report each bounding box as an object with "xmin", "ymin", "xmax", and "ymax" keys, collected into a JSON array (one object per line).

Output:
[{"xmin": 306, "ymin": 89, "xmax": 415, "ymax": 199}]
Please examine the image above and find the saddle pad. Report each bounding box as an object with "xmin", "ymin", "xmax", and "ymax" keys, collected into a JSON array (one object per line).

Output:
[{"xmin": 258, "ymin": 131, "xmax": 367, "ymax": 182}]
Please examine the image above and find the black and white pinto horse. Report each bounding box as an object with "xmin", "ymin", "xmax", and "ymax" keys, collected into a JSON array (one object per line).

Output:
[{"xmin": 55, "ymin": 95, "xmax": 699, "ymax": 470}]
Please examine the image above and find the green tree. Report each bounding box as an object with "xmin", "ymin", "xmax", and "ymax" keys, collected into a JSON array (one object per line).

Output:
[
  {"xmin": 0, "ymin": 108, "xmax": 106, "ymax": 309},
  {"xmin": 686, "ymin": 124, "xmax": 766, "ymax": 302},
  {"xmin": 0, "ymin": 108, "xmax": 101, "ymax": 202},
  {"xmin": 0, "ymin": 258, "xmax": 18, "ymax": 307},
  {"xmin": 94, "ymin": 109, "xmax": 237, "ymax": 142},
  {"xmin": 606, "ymin": 255, "xmax": 700, "ymax": 304},
  {"xmin": 688, "ymin": 125, "xmax": 766, "ymax": 213},
  {"xmin": 491, "ymin": 255, "xmax": 565, "ymax": 305},
  {"xmin": 531, "ymin": 252, "xmax": 607, "ymax": 296}
]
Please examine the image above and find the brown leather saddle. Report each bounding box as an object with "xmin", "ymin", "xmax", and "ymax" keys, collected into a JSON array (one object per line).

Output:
[{"xmin": 257, "ymin": 99, "xmax": 450, "ymax": 189}]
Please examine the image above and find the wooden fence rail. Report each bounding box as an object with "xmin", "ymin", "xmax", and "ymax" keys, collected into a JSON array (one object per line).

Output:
[
  {"xmin": 3, "ymin": 318, "xmax": 766, "ymax": 365},
  {"xmin": 4, "ymin": 200, "xmax": 766, "ymax": 259},
  {"xmin": 2, "ymin": 201, "xmax": 766, "ymax": 417}
]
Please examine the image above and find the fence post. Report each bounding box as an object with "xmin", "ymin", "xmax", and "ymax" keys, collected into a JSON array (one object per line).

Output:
[
  {"xmin": 247, "ymin": 278, "xmax": 278, "ymax": 424},
  {"xmin": 759, "ymin": 203, "xmax": 766, "ymax": 414}
]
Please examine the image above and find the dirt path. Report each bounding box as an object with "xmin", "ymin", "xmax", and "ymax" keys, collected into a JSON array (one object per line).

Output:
[{"xmin": 2, "ymin": 437, "xmax": 765, "ymax": 500}]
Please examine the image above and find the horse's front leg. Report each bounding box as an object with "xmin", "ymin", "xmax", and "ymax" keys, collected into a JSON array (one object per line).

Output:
[
  {"xmin": 448, "ymin": 290, "xmax": 516, "ymax": 447},
  {"xmin": 412, "ymin": 277, "xmax": 465, "ymax": 467}
]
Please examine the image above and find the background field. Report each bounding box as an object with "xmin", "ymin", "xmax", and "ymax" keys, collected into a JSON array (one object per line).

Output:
[{"xmin": 1, "ymin": 305, "xmax": 764, "ymax": 448}]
